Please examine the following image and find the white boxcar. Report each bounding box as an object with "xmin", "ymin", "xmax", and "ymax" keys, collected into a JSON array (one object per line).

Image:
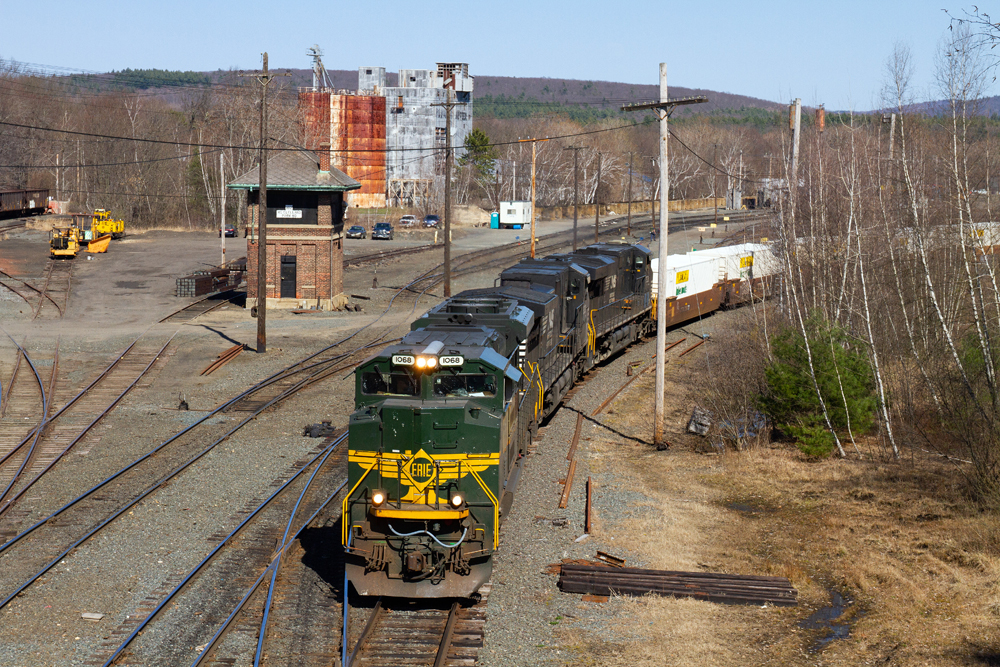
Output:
[
  {"xmin": 687, "ymin": 243, "xmax": 773, "ymax": 282},
  {"xmin": 651, "ymin": 255, "xmax": 719, "ymax": 299}
]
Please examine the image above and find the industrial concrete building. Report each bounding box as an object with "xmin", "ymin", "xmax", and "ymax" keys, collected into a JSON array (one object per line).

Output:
[
  {"xmin": 379, "ymin": 63, "xmax": 473, "ymax": 207},
  {"xmin": 300, "ymin": 61, "xmax": 473, "ymax": 209}
]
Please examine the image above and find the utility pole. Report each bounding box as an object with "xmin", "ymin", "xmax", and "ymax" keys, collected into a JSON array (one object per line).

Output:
[
  {"xmin": 531, "ymin": 141, "xmax": 537, "ymax": 258},
  {"xmin": 594, "ymin": 152, "xmax": 601, "ymax": 243},
  {"xmin": 650, "ymin": 157, "xmax": 658, "ymax": 231},
  {"xmin": 563, "ymin": 146, "xmax": 583, "ymax": 250},
  {"xmin": 220, "ymin": 152, "xmax": 226, "ymax": 268},
  {"xmin": 518, "ymin": 137, "xmax": 547, "ymax": 258},
  {"xmin": 627, "ymin": 151, "xmax": 634, "ymax": 236},
  {"xmin": 241, "ymin": 52, "xmax": 289, "ymax": 354},
  {"xmin": 712, "ymin": 143, "xmax": 720, "ymax": 227},
  {"xmin": 623, "ymin": 66, "xmax": 707, "ymax": 450},
  {"xmin": 431, "ymin": 89, "xmax": 466, "ymax": 296},
  {"xmin": 789, "ymin": 98, "xmax": 802, "ymax": 188}
]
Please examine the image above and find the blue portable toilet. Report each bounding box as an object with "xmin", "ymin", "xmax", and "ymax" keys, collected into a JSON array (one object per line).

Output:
[{"xmin": 490, "ymin": 211, "xmax": 499, "ymax": 229}]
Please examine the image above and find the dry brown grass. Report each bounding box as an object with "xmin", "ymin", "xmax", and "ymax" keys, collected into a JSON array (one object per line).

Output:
[{"xmin": 569, "ymin": 344, "xmax": 1000, "ymax": 666}]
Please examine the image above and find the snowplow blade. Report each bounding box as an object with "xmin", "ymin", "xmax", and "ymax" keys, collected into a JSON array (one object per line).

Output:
[{"xmin": 87, "ymin": 234, "xmax": 111, "ymax": 253}]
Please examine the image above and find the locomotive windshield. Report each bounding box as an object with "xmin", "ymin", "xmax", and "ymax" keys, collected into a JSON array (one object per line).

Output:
[
  {"xmin": 433, "ymin": 373, "xmax": 497, "ymax": 398},
  {"xmin": 361, "ymin": 368, "xmax": 419, "ymax": 396}
]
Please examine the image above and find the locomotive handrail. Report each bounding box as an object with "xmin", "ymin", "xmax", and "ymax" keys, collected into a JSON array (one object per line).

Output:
[
  {"xmin": 467, "ymin": 467, "xmax": 500, "ymax": 548},
  {"xmin": 342, "ymin": 462, "xmax": 377, "ymax": 544}
]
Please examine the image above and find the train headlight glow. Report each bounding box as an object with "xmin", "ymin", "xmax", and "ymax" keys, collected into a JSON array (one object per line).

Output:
[
  {"xmin": 414, "ymin": 356, "xmax": 438, "ymax": 369},
  {"xmin": 449, "ymin": 492, "xmax": 465, "ymax": 508},
  {"xmin": 371, "ymin": 489, "xmax": 387, "ymax": 507}
]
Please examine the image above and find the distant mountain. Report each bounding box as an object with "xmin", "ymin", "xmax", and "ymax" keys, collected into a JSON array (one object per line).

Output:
[
  {"xmin": 248, "ymin": 68, "xmax": 785, "ymax": 121},
  {"xmin": 57, "ymin": 65, "xmax": 788, "ymax": 123}
]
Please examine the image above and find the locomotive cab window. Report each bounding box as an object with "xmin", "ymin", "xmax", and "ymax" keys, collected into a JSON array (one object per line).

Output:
[
  {"xmin": 433, "ymin": 373, "xmax": 496, "ymax": 398},
  {"xmin": 361, "ymin": 369, "xmax": 419, "ymax": 396}
]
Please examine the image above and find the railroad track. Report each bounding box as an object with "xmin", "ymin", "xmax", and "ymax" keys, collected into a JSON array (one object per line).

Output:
[
  {"xmin": 345, "ymin": 592, "xmax": 489, "ymax": 667},
  {"xmin": 92, "ymin": 432, "xmax": 348, "ymax": 667},
  {"xmin": 0, "ymin": 328, "xmax": 392, "ymax": 616},
  {"xmin": 0, "ymin": 334, "xmax": 174, "ymax": 537},
  {"xmin": 33, "ymin": 259, "xmax": 73, "ymax": 319},
  {"xmin": 0, "ymin": 268, "xmax": 64, "ymax": 317},
  {"xmin": 0, "ymin": 340, "xmax": 54, "ymax": 473},
  {"xmin": 159, "ymin": 288, "xmax": 240, "ymax": 323},
  {"xmin": 0, "ymin": 220, "xmax": 27, "ymax": 235},
  {"xmin": 346, "ymin": 242, "xmax": 441, "ymax": 267}
]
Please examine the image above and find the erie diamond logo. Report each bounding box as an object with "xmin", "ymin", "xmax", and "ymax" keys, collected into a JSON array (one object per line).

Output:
[{"xmin": 401, "ymin": 449, "xmax": 437, "ymax": 493}]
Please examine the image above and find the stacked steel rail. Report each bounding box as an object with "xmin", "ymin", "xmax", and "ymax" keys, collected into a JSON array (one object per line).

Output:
[{"xmin": 558, "ymin": 563, "xmax": 798, "ymax": 606}]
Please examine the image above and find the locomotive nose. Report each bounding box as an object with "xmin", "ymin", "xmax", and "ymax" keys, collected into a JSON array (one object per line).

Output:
[{"xmin": 405, "ymin": 551, "xmax": 427, "ymax": 574}]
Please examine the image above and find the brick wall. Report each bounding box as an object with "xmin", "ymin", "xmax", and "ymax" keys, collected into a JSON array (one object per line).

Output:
[{"xmin": 245, "ymin": 194, "xmax": 345, "ymax": 306}]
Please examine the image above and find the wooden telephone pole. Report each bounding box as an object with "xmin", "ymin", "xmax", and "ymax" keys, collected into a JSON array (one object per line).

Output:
[
  {"xmin": 594, "ymin": 152, "xmax": 602, "ymax": 243},
  {"xmin": 241, "ymin": 53, "xmax": 288, "ymax": 354},
  {"xmin": 627, "ymin": 151, "xmax": 634, "ymax": 236},
  {"xmin": 518, "ymin": 137, "xmax": 548, "ymax": 258},
  {"xmin": 623, "ymin": 66, "xmax": 707, "ymax": 449},
  {"xmin": 431, "ymin": 89, "xmax": 466, "ymax": 296},
  {"xmin": 563, "ymin": 146, "xmax": 583, "ymax": 251}
]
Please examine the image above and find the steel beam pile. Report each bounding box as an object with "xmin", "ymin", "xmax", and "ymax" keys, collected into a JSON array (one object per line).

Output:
[
  {"xmin": 558, "ymin": 563, "xmax": 798, "ymax": 607},
  {"xmin": 175, "ymin": 266, "xmax": 244, "ymax": 298}
]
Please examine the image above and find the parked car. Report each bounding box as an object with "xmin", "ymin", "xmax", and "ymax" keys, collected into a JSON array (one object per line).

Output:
[
  {"xmin": 422, "ymin": 214, "xmax": 441, "ymax": 228},
  {"xmin": 218, "ymin": 223, "xmax": 237, "ymax": 237},
  {"xmin": 346, "ymin": 225, "xmax": 366, "ymax": 239},
  {"xmin": 372, "ymin": 222, "xmax": 394, "ymax": 240},
  {"xmin": 399, "ymin": 214, "xmax": 418, "ymax": 228}
]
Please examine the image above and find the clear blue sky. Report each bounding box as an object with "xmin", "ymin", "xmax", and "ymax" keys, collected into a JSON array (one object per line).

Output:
[{"xmin": 1, "ymin": 0, "xmax": 985, "ymax": 109}]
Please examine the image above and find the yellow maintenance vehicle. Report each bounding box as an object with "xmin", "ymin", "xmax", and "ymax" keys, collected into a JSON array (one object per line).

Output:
[
  {"xmin": 50, "ymin": 227, "xmax": 81, "ymax": 259},
  {"xmin": 91, "ymin": 209, "xmax": 125, "ymax": 239}
]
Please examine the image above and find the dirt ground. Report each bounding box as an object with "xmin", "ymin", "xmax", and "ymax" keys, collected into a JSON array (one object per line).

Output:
[{"xmin": 567, "ymin": 333, "xmax": 1000, "ymax": 667}]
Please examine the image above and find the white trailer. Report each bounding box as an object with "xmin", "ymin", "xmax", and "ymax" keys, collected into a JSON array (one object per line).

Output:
[{"xmin": 498, "ymin": 201, "xmax": 531, "ymax": 228}]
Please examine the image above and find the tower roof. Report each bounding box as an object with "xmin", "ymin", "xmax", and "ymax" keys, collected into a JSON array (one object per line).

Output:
[{"xmin": 228, "ymin": 148, "xmax": 361, "ymax": 192}]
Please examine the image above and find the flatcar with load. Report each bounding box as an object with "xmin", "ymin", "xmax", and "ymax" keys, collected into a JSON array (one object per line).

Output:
[{"xmin": 342, "ymin": 240, "xmax": 778, "ymax": 598}]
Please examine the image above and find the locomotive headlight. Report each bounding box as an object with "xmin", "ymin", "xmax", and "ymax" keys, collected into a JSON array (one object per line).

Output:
[
  {"xmin": 371, "ymin": 489, "xmax": 387, "ymax": 507},
  {"xmin": 449, "ymin": 491, "xmax": 465, "ymax": 508},
  {"xmin": 426, "ymin": 356, "xmax": 437, "ymax": 369},
  {"xmin": 415, "ymin": 357, "xmax": 427, "ymax": 369}
]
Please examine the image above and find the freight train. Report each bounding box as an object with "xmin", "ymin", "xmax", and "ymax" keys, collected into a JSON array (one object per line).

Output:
[
  {"xmin": 342, "ymin": 241, "xmax": 778, "ymax": 598},
  {"xmin": 0, "ymin": 188, "xmax": 49, "ymax": 219}
]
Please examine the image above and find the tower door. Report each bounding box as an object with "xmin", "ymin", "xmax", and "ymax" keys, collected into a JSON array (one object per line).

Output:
[{"xmin": 280, "ymin": 255, "xmax": 297, "ymax": 298}]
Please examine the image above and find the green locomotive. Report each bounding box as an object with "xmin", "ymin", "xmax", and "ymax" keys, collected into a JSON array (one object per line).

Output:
[{"xmin": 343, "ymin": 243, "xmax": 653, "ymax": 598}]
